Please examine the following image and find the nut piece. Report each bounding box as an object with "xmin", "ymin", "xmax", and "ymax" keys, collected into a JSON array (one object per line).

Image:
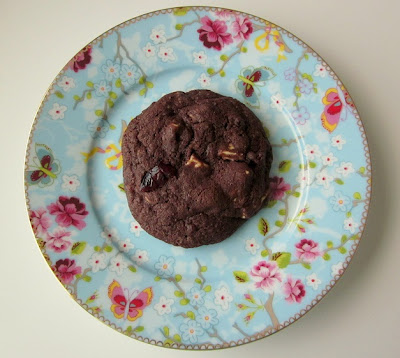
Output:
[
  {"xmin": 185, "ymin": 153, "xmax": 209, "ymax": 168},
  {"xmin": 218, "ymin": 149, "xmax": 245, "ymax": 161}
]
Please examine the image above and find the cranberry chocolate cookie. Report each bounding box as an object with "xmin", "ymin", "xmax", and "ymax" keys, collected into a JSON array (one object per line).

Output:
[{"xmin": 122, "ymin": 90, "xmax": 273, "ymax": 248}]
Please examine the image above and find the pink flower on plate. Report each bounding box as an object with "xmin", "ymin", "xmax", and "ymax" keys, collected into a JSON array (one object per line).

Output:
[
  {"xmin": 47, "ymin": 227, "xmax": 72, "ymax": 253},
  {"xmin": 295, "ymin": 239, "xmax": 321, "ymax": 262},
  {"xmin": 283, "ymin": 276, "xmax": 306, "ymax": 303},
  {"xmin": 197, "ymin": 16, "xmax": 233, "ymax": 51},
  {"xmin": 250, "ymin": 261, "xmax": 282, "ymax": 292},
  {"xmin": 70, "ymin": 46, "xmax": 92, "ymax": 72},
  {"xmin": 47, "ymin": 196, "xmax": 89, "ymax": 230},
  {"xmin": 52, "ymin": 258, "xmax": 82, "ymax": 285},
  {"xmin": 29, "ymin": 208, "xmax": 51, "ymax": 237},
  {"xmin": 232, "ymin": 16, "xmax": 253, "ymax": 41},
  {"xmin": 269, "ymin": 176, "xmax": 291, "ymax": 200}
]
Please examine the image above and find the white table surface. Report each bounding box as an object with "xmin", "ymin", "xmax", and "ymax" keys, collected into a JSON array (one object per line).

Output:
[{"xmin": 1, "ymin": 0, "xmax": 399, "ymax": 357}]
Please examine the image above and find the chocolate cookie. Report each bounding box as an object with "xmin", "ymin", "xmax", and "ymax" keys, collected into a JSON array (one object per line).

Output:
[{"xmin": 122, "ymin": 90, "xmax": 273, "ymax": 248}]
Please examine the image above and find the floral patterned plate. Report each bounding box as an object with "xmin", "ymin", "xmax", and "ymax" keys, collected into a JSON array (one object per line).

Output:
[{"xmin": 25, "ymin": 6, "xmax": 371, "ymax": 350}]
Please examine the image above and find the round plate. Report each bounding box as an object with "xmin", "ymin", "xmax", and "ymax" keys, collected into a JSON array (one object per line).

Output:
[{"xmin": 25, "ymin": 6, "xmax": 371, "ymax": 350}]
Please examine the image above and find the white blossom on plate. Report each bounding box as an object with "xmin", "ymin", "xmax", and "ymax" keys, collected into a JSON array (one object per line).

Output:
[
  {"xmin": 61, "ymin": 175, "xmax": 80, "ymax": 192},
  {"xmin": 57, "ymin": 76, "xmax": 76, "ymax": 92},
  {"xmin": 131, "ymin": 249, "xmax": 149, "ymax": 266},
  {"xmin": 306, "ymin": 273, "xmax": 321, "ymax": 290},
  {"xmin": 48, "ymin": 103, "xmax": 67, "ymax": 120},
  {"xmin": 154, "ymin": 296, "xmax": 174, "ymax": 315},
  {"xmin": 214, "ymin": 286, "xmax": 233, "ymax": 310},
  {"xmin": 245, "ymin": 238, "xmax": 259, "ymax": 255},
  {"xmin": 118, "ymin": 238, "xmax": 134, "ymax": 253},
  {"xmin": 88, "ymin": 252, "xmax": 107, "ymax": 273},
  {"xmin": 336, "ymin": 162, "xmax": 355, "ymax": 177},
  {"xmin": 315, "ymin": 169, "xmax": 334, "ymax": 189},
  {"xmin": 193, "ymin": 51, "xmax": 207, "ymax": 64},
  {"xmin": 108, "ymin": 254, "xmax": 128, "ymax": 276}
]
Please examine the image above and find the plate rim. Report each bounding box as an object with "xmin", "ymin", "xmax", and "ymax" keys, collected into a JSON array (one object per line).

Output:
[{"xmin": 24, "ymin": 5, "xmax": 372, "ymax": 350}]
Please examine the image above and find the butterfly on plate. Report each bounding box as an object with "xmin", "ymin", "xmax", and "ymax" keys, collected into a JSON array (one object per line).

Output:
[
  {"xmin": 25, "ymin": 143, "xmax": 61, "ymax": 187},
  {"xmin": 108, "ymin": 280, "xmax": 153, "ymax": 321},
  {"xmin": 235, "ymin": 66, "xmax": 276, "ymax": 108},
  {"xmin": 321, "ymin": 87, "xmax": 355, "ymax": 133}
]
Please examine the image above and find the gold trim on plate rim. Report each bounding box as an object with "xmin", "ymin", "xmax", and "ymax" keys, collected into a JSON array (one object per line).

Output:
[{"xmin": 24, "ymin": 6, "xmax": 372, "ymax": 350}]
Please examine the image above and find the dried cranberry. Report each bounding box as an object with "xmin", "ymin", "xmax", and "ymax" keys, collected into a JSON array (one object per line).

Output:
[{"xmin": 140, "ymin": 163, "xmax": 176, "ymax": 192}]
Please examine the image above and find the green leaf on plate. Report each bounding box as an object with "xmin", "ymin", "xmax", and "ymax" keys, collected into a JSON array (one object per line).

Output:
[
  {"xmin": 95, "ymin": 109, "xmax": 103, "ymax": 117},
  {"xmin": 261, "ymin": 250, "xmax": 269, "ymax": 257},
  {"xmin": 134, "ymin": 326, "xmax": 144, "ymax": 332},
  {"xmin": 109, "ymin": 91, "xmax": 117, "ymax": 99},
  {"xmin": 173, "ymin": 334, "xmax": 181, "ymax": 342},
  {"xmin": 258, "ymin": 218, "xmax": 269, "ymax": 236},
  {"xmin": 83, "ymin": 275, "xmax": 92, "ymax": 282},
  {"xmin": 327, "ymin": 241, "xmax": 333, "ymax": 248},
  {"xmin": 309, "ymin": 162, "xmax": 317, "ymax": 168},
  {"xmin": 194, "ymin": 278, "xmax": 202, "ymax": 284},
  {"xmin": 207, "ymin": 68, "xmax": 215, "ymax": 75},
  {"xmin": 86, "ymin": 91, "xmax": 92, "ymax": 99},
  {"xmin": 278, "ymin": 160, "xmax": 292, "ymax": 173},
  {"xmin": 174, "ymin": 290, "xmax": 184, "ymax": 297},
  {"xmin": 104, "ymin": 245, "xmax": 113, "ymax": 252},
  {"xmin": 115, "ymin": 78, "xmax": 122, "ymax": 88},
  {"xmin": 180, "ymin": 298, "xmax": 190, "ymax": 305},
  {"xmin": 220, "ymin": 54, "xmax": 228, "ymax": 61},
  {"xmin": 175, "ymin": 274, "xmax": 182, "ymax": 282},
  {"xmin": 302, "ymin": 263, "xmax": 311, "ymax": 270},
  {"xmin": 86, "ymin": 81, "xmax": 94, "ymax": 87},
  {"xmin": 275, "ymin": 220, "xmax": 283, "ymax": 227},
  {"xmin": 353, "ymin": 192, "xmax": 362, "ymax": 200},
  {"xmin": 341, "ymin": 235, "xmax": 348, "ymax": 244},
  {"xmin": 266, "ymin": 200, "xmax": 277, "ymax": 208},
  {"xmin": 154, "ymin": 276, "xmax": 161, "ymax": 281},
  {"xmin": 203, "ymin": 285, "xmax": 211, "ymax": 292},
  {"xmin": 272, "ymin": 252, "xmax": 291, "ymax": 268},
  {"xmin": 338, "ymin": 247, "xmax": 347, "ymax": 254},
  {"xmin": 233, "ymin": 271, "xmax": 250, "ymax": 283},
  {"xmin": 71, "ymin": 242, "xmax": 86, "ymax": 255},
  {"xmin": 186, "ymin": 311, "xmax": 195, "ymax": 320},
  {"xmin": 279, "ymin": 209, "xmax": 286, "ymax": 216},
  {"xmin": 163, "ymin": 326, "xmax": 170, "ymax": 336},
  {"xmin": 139, "ymin": 88, "xmax": 147, "ymax": 96},
  {"xmin": 200, "ymin": 266, "xmax": 207, "ymax": 272},
  {"xmin": 128, "ymin": 265, "xmax": 136, "ymax": 273},
  {"xmin": 335, "ymin": 178, "xmax": 344, "ymax": 185},
  {"xmin": 173, "ymin": 7, "xmax": 190, "ymax": 16},
  {"xmin": 55, "ymin": 91, "xmax": 64, "ymax": 98},
  {"xmin": 175, "ymin": 24, "xmax": 183, "ymax": 30},
  {"xmin": 323, "ymin": 253, "xmax": 331, "ymax": 261}
]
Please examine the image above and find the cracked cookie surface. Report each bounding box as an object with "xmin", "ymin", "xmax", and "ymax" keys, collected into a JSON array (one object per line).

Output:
[{"xmin": 122, "ymin": 90, "xmax": 273, "ymax": 248}]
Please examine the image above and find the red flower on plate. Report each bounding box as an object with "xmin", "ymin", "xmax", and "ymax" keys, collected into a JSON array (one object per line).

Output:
[
  {"xmin": 47, "ymin": 196, "xmax": 89, "ymax": 230},
  {"xmin": 269, "ymin": 176, "xmax": 291, "ymax": 200},
  {"xmin": 70, "ymin": 46, "xmax": 92, "ymax": 72},
  {"xmin": 52, "ymin": 258, "xmax": 82, "ymax": 285},
  {"xmin": 283, "ymin": 276, "xmax": 306, "ymax": 303},
  {"xmin": 232, "ymin": 16, "xmax": 253, "ymax": 41},
  {"xmin": 197, "ymin": 16, "xmax": 233, "ymax": 51}
]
